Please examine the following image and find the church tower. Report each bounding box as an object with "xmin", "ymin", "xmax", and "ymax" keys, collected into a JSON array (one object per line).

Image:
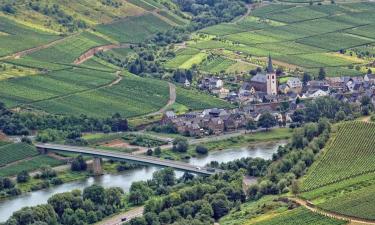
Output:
[{"xmin": 266, "ymin": 54, "xmax": 277, "ymax": 95}]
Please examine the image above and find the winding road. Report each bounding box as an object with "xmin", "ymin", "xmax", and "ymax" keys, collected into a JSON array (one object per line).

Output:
[
  {"xmin": 146, "ymin": 82, "xmax": 176, "ymax": 116},
  {"xmin": 97, "ymin": 207, "xmax": 144, "ymax": 225}
]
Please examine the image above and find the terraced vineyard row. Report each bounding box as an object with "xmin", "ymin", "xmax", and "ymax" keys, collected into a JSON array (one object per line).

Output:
[
  {"xmin": 319, "ymin": 183, "xmax": 375, "ymax": 220},
  {"xmin": 0, "ymin": 143, "xmax": 39, "ymax": 166},
  {"xmin": 253, "ymin": 208, "xmax": 347, "ymax": 225},
  {"xmin": 302, "ymin": 121, "xmax": 375, "ymax": 191}
]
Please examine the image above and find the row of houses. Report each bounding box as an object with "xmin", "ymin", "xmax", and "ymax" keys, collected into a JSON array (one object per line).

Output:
[{"xmin": 160, "ymin": 108, "xmax": 290, "ymax": 137}]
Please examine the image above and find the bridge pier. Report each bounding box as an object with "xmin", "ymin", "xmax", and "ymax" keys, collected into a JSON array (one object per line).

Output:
[{"xmin": 92, "ymin": 157, "xmax": 103, "ymax": 176}]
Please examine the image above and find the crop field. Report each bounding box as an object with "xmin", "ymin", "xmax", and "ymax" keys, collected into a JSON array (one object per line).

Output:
[
  {"xmin": 200, "ymin": 56, "xmax": 236, "ymax": 73},
  {"xmin": 0, "ymin": 16, "xmax": 59, "ymax": 57},
  {"xmin": 95, "ymin": 14, "xmax": 172, "ymax": 43},
  {"xmin": 253, "ymin": 208, "xmax": 346, "ymax": 225},
  {"xmin": 128, "ymin": 0, "xmax": 158, "ymax": 11},
  {"xmin": 318, "ymin": 183, "xmax": 375, "ymax": 220},
  {"xmin": 175, "ymin": 86, "xmax": 234, "ymax": 110},
  {"xmin": 179, "ymin": 2, "xmax": 375, "ymax": 73},
  {"xmin": 158, "ymin": 10, "xmax": 188, "ymax": 26},
  {"xmin": 0, "ymin": 68, "xmax": 116, "ymax": 107},
  {"xmin": 0, "ymin": 155, "xmax": 63, "ymax": 177},
  {"xmin": 28, "ymin": 32, "xmax": 110, "ymax": 64},
  {"xmin": 32, "ymin": 73, "xmax": 170, "ymax": 118},
  {"xmin": 302, "ymin": 122, "xmax": 375, "ymax": 191},
  {"xmin": 0, "ymin": 143, "xmax": 39, "ymax": 166},
  {"xmin": 226, "ymin": 61, "xmax": 257, "ymax": 73}
]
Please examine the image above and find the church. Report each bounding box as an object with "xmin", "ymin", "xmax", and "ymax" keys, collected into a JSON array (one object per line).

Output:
[{"xmin": 248, "ymin": 55, "xmax": 278, "ymax": 96}]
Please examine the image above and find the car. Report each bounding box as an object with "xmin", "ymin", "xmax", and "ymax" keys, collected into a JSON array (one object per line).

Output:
[
  {"xmin": 196, "ymin": 167, "xmax": 201, "ymax": 170},
  {"xmin": 121, "ymin": 217, "xmax": 127, "ymax": 222}
]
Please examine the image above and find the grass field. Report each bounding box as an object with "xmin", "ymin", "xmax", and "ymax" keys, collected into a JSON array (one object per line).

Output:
[
  {"xmin": 0, "ymin": 155, "xmax": 64, "ymax": 177},
  {"xmin": 302, "ymin": 121, "xmax": 375, "ymax": 191},
  {"xmin": 175, "ymin": 86, "xmax": 233, "ymax": 110},
  {"xmin": 95, "ymin": 13, "xmax": 172, "ymax": 43},
  {"xmin": 0, "ymin": 143, "xmax": 39, "ymax": 166}
]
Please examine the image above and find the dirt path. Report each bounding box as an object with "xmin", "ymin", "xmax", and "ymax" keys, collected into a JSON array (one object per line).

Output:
[
  {"xmin": 290, "ymin": 198, "xmax": 375, "ymax": 225},
  {"xmin": 109, "ymin": 71, "xmax": 123, "ymax": 87},
  {"xmin": 233, "ymin": 4, "xmax": 254, "ymax": 23},
  {"xmin": 74, "ymin": 43, "xmax": 131, "ymax": 65},
  {"xmin": 361, "ymin": 116, "xmax": 371, "ymax": 123},
  {"xmin": 146, "ymin": 82, "xmax": 176, "ymax": 116},
  {"xmin": 96, "ymin": 207, "xmax": 144, "ymax": 225}
]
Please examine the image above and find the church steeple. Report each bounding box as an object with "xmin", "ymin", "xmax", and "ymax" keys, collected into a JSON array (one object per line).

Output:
[{"xmin": 267, "ymin": 54, "xmax": 274, "ymax": 73}]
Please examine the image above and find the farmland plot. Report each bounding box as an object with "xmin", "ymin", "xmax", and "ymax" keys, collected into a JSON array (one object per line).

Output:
[
  {"xmin": 264, "ymin": 6, "xmax": 328, "ymax": 23},
  {"xmin": 200, "ymin": 57, "xmax": 236, "ymax": 73},
  {"xmin": 0, "ymin": 143, "xmax": 39, "ymax": 166},
  {"xmin": 200, "ymin": 24, "xmax": 246, "ymax": 36},
  {"xmin": 95, "ymin": 14, "xmax": 171, "ymax": 43},
  {"xmin": 302, "ymin": 122, "xmax": 375, "ymax": 191},
  {"xmin": 0, "ymin": 16, "xmax": 59, "ymax": 57},
  {"xmin": 32, "ymin": 73, "xmax": 170, "ymax": 118},
  {"xmin": 28, "ymin": 32, "xmax": 110, "ymax": 64}
]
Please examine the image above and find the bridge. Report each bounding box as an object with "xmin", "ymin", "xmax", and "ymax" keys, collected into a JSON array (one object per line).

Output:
[{"xmin": 35, "ymin": 143, "xmax": 222, "ymax": 176}]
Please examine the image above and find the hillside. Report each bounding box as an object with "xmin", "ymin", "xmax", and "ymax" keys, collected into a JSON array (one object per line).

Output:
[
  {"xmin": 300, "ymin": 121, "xmax": 375, "ymax": 221},
  {"xmin": 166, "ymin": 2, "xmax": 375, "ymax": 76}
]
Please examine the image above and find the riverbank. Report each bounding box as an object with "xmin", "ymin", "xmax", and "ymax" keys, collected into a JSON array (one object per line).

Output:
[{"xmin": 160, "ymin": 128, "xmax": 292, "ymax": 160}]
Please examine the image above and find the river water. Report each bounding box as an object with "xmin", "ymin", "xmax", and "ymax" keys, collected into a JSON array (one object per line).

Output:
[{"xmin": 0, "ymin": 140, "xmax": 286, "ymax": 221}]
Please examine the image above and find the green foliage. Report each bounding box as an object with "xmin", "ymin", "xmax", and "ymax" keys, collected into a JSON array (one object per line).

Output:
[{"xmin": 302, "ymin": 121, "xmax": 375, "ymax": 191}]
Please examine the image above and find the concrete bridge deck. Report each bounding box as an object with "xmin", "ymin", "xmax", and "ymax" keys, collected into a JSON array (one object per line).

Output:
[{"xmin": 35, "ymin": 143, "xmax": 222, "ymax": 176}]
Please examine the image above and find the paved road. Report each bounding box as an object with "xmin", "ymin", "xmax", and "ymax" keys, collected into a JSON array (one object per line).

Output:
[
  {"xmin": 97, "ymin": 207, "xmax": 144, "ymax": 225},
  {"xmin": 36, "ymin": 143, "xmax": 221, "ymax": 175}
]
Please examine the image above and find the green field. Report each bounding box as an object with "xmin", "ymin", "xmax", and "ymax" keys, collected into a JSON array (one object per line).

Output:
[
  {"xmin": 253, "ymin": 208, "xmax": 347, "ymax": 225},
  {"xmin": 32, "ymin": 72, "xmax": 170, "ymax": 118},
  {"xmin": 177, "ymin": 2, "xmax": 375, "ymax": 73},
  {"xmin": 200, "ymin": 56, "xmax": 236, "ymax": 73},
  {"xmin": 318, "ymin": 183, "xmax": 375, "ymax": 220},
  {"xmin": 0, "ymin": 68, "xmax": 116, "ymax": 107},
  {"xmin": 175, "ymin": 86, "xmax": 233, "ymax": 110},
  {"xmin": 95, "ymin": 13, "xmax": 172, "ymax": 43},
  {"xmin": 0, "ymin": 143, "xmax": 39, "ymax": 166},
  {"xmin": 0, "ymin": 16, "xmax": 59, "ymax": 57},
  {"xmin": 302, "ymin": 121, "xmax": 375, "ymax": 191},
  {"xmin": 0, "ymin": 155, "xmax": 63, "ymax": 177},
  {"xmin": 28, "ymin": 32, "xmax": 110, "ymax": 64}
]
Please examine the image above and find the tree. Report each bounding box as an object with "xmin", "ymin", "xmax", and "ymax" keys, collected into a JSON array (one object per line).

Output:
[
  {"xmin": 318, "ymin": 67, "xmax": 326, "ymax": 80},
  {"xmin": 105, "ymin": 187, "xmax": 124, "ymax": 209},
  {"xmin": 195, "ymin": 145, "xmax": 208, "ymax": 154},
  {"xmin": 291, "ymin": 180, "xmax": 300, "ymax": 195},
  {"xmin": 172, "ymin": 137, "xmax": 188, "ymax": 153},
  {"xmin": 71, "ymin": 155, "xmax": 87, "ymax": 171},
  {"xmin": 246, "ymin": 119, "xmax": 257, "ymax": 132},
  {"xmin": 83, "ymin": 185, "xmax": 105, "ymax": 205},
  {"xmin": 154, "ymin": 147, "xmax": 161, "ymax": 156},
  {"xmin": 257, "ymin": 112, "xmax": 277, "ymax": 131},
  {"xmin": 129, "ymin": 182, "xmax": 152, "ymax": 205},
  {"xmin": 129, "ymin": 217, "xmax": 147, "ymax": 225},
  {"xmin": 153, "ymin": 168, "xmax": 176, "ymax": 187},
  {"xmin": 17, "ymin": 170, "xmax": 30, "ymax": 183},
  {"xmin": 302, "ymin": 72, "xmax": 311, "ymax": 85},
  {"xmin": 146, "ymin": 149, "xmax": 153, "ymax": 156},
  {"xmin": 210, "ymin": 195, "xmax": 230, "ymax": 220}
]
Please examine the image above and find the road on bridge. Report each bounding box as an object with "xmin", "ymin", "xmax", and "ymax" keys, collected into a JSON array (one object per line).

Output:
[{"xmin": 35, "ymin": 143, "xmax": 221, "ymax": 176}]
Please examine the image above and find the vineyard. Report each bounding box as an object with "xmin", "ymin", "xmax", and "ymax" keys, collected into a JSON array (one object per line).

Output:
[
  {"xmin": 177, "ymin": 2, "xmax": 375, "ymax": 76},
  {"xmin": 95, "ymin": 14, "xmax": 172, "ymax": 43},
  {"xmin": 0, "ymin": 143, "xmax": 39, "ymax": 166},
  {"xmin": 318, "ymin": 183, "xmax": 375, "ymax": 220},
  {"xmin": 199, "ymin": 57, "xmax": 236, "ymax": 73},
  {"xmin": 0, "ymin": 155, "xmax": 63, "ymax": 177},
  {"xmin": 252, "ymin": 208, "xmax": 347, "ymax": 225},
  {"xmin": 302, "ymin": 121, "xmax": 375, "ymax": 191}
]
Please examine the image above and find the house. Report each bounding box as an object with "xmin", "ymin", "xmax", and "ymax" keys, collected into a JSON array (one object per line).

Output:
[
  {"xmin": 302, "ymin": 89, "xmax": 329, "ymax": 98},
  {"xmin": 286, "ymin": 77, "xmax": 302, "ymax": 93},
  {"xmin": 307, "ymin": 80, "xmax": 330, "ymax": 91},
  {"xmin": 200, "ymin": 77, "xmax": 223, "ymax": 90},
  {"xmin": 207, "ymin": 117, "xmax": 225, "ymax": 134},
  {"xmin": 279, "ymin": 84, "xmax": 290, "ymax": 94},
  {"xmin": 213, "ymin": 87, "xmax": 229, "ymax": 99},
  {"xmin": 160, "ymin": 111, "xmax": 177, "ymax": 125},
  {"xmin": 184, "ymin": 79, "xmax": 191, "ymax": 87},
  {"xmin": 223, "ymin": 113, "xmax": 247, "ymax": 131},
  {"xmin": 364, "ymin": 74, "xmax": 375, "ymax": 83}
]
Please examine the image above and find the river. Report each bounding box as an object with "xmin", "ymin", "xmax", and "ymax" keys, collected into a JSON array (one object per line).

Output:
[{"xmin": 0, "ymin": 140, "xmax": 287, "ymax": 221}]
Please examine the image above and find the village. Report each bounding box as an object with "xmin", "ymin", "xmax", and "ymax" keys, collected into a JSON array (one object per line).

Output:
[{"xmin": 162, "ymin": 56, "xmax": 375, "ymax": 137}]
